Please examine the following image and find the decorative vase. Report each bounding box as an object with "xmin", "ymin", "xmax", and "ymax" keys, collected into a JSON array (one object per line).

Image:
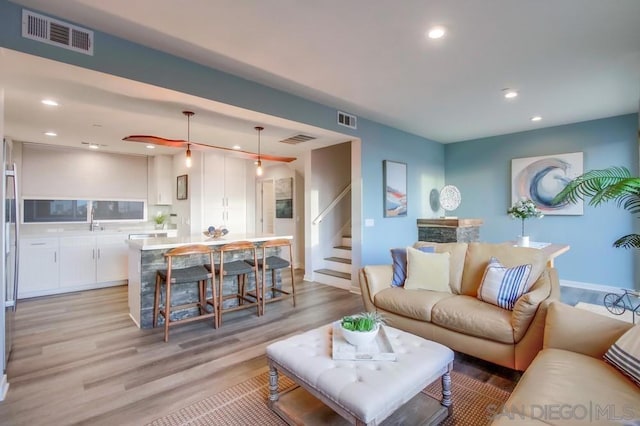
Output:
[
  {"xmin": 517, "ymin": 235, "xmax": 530, "ymax": 247},
  {"xmin": 341, "ymin": 324, "xmax": 379, "ymax": 347}
]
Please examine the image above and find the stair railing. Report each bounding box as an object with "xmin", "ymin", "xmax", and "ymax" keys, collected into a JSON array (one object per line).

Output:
[{"xmin": 312, "ymin": 183, "xmax": 351, "ymax": 225}]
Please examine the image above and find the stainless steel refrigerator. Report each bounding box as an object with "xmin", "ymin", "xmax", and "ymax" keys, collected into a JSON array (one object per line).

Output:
[{"xmin": 0, "ymin": 137, "xmax": 19, "ymax": 401}]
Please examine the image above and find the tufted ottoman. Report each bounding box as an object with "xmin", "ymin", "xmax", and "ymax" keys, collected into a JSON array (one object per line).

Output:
[{"xmin": 266, "ymin": 323, "xmax": 454, "ymax": 425}]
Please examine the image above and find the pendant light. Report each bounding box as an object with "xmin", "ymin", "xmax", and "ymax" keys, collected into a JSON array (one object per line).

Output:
[
  {"xmin": 255, "ymin": 126, "xmax": 264, "ymax": 176},
  {"xmin": 183, "ymin": 111, "xmax": 194, "ymax": 168}
]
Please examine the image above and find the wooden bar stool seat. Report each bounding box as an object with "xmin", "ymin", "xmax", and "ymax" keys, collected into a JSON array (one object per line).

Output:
[
  {"xmin": 246, "ymin": 238, "xmax": 296, "ymax": 314},
  {"xmin": 153, "ymin": 244, "xmax": 218, "ymax": 342},
  {"xmin": 207, "ymin": 241, "xmax": 260, "ymax": 326}
]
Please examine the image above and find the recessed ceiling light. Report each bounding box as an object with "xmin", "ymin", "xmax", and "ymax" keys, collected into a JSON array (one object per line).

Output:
[
  {"xmin": 232, "ymin": 145, "xmax": 241, "ymax": 150},
  {"xmin": 88, "ymin": 144, "xmax": 99, "ymax": 149},
  {"xmin": 531, "ymin": 116, "xmax": 542, "ymax": 122},
  {"xmin": 503, "ymin": 89, "xmax": 518, "ymax": 99},
  {"xmin": 41, "ymin": 99, "xmax": 59, "ymax": 106},
  {"xmin": 44, "ymin": 131, "xmax": 57, "ymax": 137},
  {"xmin": 146, "ymin": 145, "xmax": 155, "ymax": 149},
  {"xmin": 427, "ymin": 26, "xmax": 446, "ymax": 39}
]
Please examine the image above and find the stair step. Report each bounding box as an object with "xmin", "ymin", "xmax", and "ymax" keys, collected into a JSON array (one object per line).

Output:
[
  {"xmin": 315, "ymin": 269, "xmax": 351, "ymax": 280},
  {"xmin": 334, "ymin": 245, "xmax": 351, "ymax": 250},
  {"xmin": 325, "ymin": 256, "xmax": 351, "ymax": 264}
]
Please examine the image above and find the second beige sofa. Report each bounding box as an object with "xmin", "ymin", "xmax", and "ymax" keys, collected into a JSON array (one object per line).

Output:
[{"xmin": 359, "ymin": 242, "xmax": 559, "ymax": 371}]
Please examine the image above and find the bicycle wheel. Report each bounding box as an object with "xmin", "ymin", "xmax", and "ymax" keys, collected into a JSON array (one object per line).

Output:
[{"xmin": 604, "ymin": 293, "xmax": 626, "ymax": 315}]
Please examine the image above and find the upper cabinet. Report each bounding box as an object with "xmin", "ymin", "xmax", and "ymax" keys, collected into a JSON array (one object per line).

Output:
[
  {"xmin": 148, "ymin": 155, "xmax": 173, "ymax": 205},
  {"xmin": 203, "ymin": 153, "xmax": 247, "ymax": 233}
]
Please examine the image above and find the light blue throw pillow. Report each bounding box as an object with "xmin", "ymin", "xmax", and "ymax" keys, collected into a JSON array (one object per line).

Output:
[{"xmin": 390, "ymin": 245, "xmax": 435, "ymax": 287}]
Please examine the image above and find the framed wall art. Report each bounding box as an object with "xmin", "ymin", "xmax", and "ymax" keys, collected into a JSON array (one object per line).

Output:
[
  {"xmin": 383, "ymin": 160, "xmax": 407, "ymax": 217},
  {"xmin": 275, "ymin": 177, "xmax": 293, "ymax": 218},
  {"xmin": 176, "ymin": 174, "xmax": 188, "ymax": 200},
  {"xmin": 511, "ymin": 152, "xmax": 583, "ymax": 215}
]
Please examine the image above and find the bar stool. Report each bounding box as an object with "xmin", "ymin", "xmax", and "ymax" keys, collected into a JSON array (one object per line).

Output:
[
  {"xmin": 210, "ymin": 241, "xmax": 260, "ymax": 326},
  {"xmin": 153, "ymin": 244, "xmax": 217, "ymax": 342},
  {"xmin": 247, "ymin": 238, "xmax": 296, "ymax": 314}
]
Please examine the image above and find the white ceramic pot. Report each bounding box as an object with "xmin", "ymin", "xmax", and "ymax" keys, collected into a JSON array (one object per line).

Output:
[
  {"xmin": 517, "ymin": 235, "xmax": 530, "ymax": 247},
  {"xmin": 341, "ymin": 324, "xmax": 379, "ymax": 347}
]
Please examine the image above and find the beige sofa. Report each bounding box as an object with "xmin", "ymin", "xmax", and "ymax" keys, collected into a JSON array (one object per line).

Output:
[
  {"xmin": 491, "ymin": 302, "xmax": 640, "ymax": 425},
  {"xmin": 359, "ymin": 242, "xmax": 559, "ymax": 371}
]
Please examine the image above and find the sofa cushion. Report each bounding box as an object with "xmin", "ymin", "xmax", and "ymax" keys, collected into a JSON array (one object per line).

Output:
[
  {"xmin": 604, "ymin": 324, "xmax": 640, "ymax": 387},
  {"xmin": 374, "ymin": 287, "xmax": 454, "ymax": 322},
  {"xmin": 494, "ymin": 348, "xmax": 640, "ymax": 423},
  {"xmin": 390, "ymin": 246, "xmax": 435, "ymax": 287},
  {"xmin": 477, "ymin": 256, "xmax": 532, "ymax": 310},
  {"xmin": 431, "ymin": 295, "xmax": 514, "ymax": 344},
  {"xmin": 460, "ymin": 242, "xmax": 546, "ymax": 297},
  {"xmin": 413, "ymin": 242, "xmax": 467, "ymax": 294},
  {"xmin": 404, "ymin": 248, "xmax": 451, "ymax": 293}
]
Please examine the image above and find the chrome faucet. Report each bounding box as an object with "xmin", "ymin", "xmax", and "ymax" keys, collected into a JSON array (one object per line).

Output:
[{"xmin": 90, "ymin": 206, "xmax": 101, "ymax": 231}]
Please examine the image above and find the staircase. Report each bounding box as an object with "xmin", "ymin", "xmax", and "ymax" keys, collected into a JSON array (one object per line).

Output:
[{"xmin": 314, "ymin": 235, "xmax": 352, "ymax": 289}]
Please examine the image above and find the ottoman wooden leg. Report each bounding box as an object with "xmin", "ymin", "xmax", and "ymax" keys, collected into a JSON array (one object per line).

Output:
[
  {"xmin": 441, "ymin": 369, "xmax": 453, "ymax": 415},
  {"xmin": 268, "ymin": 364, "xmax": 279, "ymax": 407}
]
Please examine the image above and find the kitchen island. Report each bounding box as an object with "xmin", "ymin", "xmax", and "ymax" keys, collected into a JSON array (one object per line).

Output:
[{"xmin": 127, "ymin": 233, "xmax": 292, "ymax": 328}]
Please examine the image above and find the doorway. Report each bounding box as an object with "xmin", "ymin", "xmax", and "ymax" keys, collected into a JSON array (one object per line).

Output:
[{"xmin": 256, "ymin": 179, "xmax": 275, "ymax": 233}]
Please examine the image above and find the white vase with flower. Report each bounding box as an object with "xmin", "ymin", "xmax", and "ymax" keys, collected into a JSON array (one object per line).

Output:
[{"xmin": 507, "ymin": 199, "xmax": 543, "ymax": 246}]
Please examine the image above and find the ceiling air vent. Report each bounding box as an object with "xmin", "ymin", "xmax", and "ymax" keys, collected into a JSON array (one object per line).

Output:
[
  {"xmin": 279, "ymin": 134, "xmax": 316, "ymax": 145},
  {"xmin": 337, "ymin": 111, "xmax": 357, "ymax": 129},
  {"xmin": 22, "ymin": 9, "xmax": 94, "ymax": 56}
]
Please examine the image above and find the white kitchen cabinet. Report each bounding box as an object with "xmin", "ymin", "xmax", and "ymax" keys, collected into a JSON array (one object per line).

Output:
[
  {"xmin": 59, "ymin": 236, "xmax": 96, "ymax": 287},
  {"xmin": 19, "ymin": 233, "xmax": 129, "ymax": 298},
  {"xmin": 59, "ymin": 235, "xmax": 128, "ymax": 287},
  {"xmin": 18, "ymin": 237, "xmax": 59, "ymax": 297},
  {"xmin": 96, "ymin": 234, "xmax": 128, "ymax": 282},
  {"xmin": 148, "ymin": 155, "xmax": 173, "ymax": 205},
  {"xmin": 203, "ymin": 153, "xmax": 247, "ymax": 233}
]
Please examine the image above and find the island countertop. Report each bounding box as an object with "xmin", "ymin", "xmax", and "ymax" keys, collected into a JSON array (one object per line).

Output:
[
  {"xmin": 127, "ymin": 233, "xmax": 293, "ymax": 328},
  {"xmin": 126, "ymin": 233, "xmax": 293, "ymax": 251}
]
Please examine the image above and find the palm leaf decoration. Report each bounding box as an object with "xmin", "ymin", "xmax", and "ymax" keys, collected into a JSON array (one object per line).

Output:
[{"xmin": 552, "ymin": 166, "xmax": 640, "ymax": 248}]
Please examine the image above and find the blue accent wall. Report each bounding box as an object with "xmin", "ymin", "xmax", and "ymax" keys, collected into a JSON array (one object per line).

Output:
[
  {"xmin": 445, "ymin": 114, "xmax": 639, "ymax": 289},
  {"xmin": 0, "ymin": 0, "xmax": 445, "ymax": 267}
]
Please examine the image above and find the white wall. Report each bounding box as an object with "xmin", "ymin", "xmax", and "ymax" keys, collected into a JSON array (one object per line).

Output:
[
  {"xmin": 262, "ymin": 163, "xmax": 303, "ymax": 268},
  {"xmin": 21, "ymin": 144, "xmax": 147, "ymax": 199}
]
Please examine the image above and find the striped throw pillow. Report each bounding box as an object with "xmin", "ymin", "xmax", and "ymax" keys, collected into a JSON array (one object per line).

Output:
[
  {"xmin": 477, "ymin": 257, "xmax": 532, "ymax": 310},
  {"xmin": 604, "ymin": 325, "xmax": 640, "ymax": 387}
]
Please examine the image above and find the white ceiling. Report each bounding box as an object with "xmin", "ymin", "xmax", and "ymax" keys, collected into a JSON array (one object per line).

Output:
[{"xmin": 3, "ymin": 0, "xmax": 640, "ymax": 156}]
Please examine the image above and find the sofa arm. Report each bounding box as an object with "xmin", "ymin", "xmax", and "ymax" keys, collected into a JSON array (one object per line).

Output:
[
  {"xmin": 544, "ymin": 301, "xmax": 633, "ymax": 358},
  {"xmin": 511, "ymin": 268, "xmax": 555, "ymax": 342},
  {"xmin": 359, "ymin": 265, "xmax": 392, "ymax": 311}
]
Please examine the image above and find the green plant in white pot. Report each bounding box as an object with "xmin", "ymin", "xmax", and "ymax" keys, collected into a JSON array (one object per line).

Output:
[
  {"xmin": 340, "ymin": 312, "xmax": 384, "ymax": 347},
  {"xmin": 153, "ymin": 212, "xmax": 167, "ymax": 229}
]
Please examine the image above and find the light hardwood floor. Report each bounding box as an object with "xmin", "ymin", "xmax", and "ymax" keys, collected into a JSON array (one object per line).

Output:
[{"xmin": 0, "ymin": 275, "xmax": 517, "ymax": 425}]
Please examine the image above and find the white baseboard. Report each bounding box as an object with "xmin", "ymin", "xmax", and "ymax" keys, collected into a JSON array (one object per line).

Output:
[
  {"xmin": 560, "ymin": 279, "xmax": 625, "ymax": 294},
  {"xmin": 0, "ymin": 374, "xmax": 9, "ymax": 401}
]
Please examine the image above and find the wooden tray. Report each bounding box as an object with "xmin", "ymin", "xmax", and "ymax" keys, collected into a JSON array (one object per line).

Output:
[{"xmin": 331, "ymin": 322, "xmax": 397, "ymax": 361}]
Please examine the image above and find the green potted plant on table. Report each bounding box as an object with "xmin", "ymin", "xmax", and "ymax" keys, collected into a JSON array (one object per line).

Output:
[
  {"xmin": 553, "ymin": 166, "xmax": 640, "ymax": 248},
  {"xmin": 340, "ymin": 312, "xmax": 384, "ymax": 346},
  {"xmin": 507, "ymin": 198, "xmax": 543, "ymax": 247},
  {"xmin": 153, "ymin": 212, "xmax": 168, "ymax": 230}
]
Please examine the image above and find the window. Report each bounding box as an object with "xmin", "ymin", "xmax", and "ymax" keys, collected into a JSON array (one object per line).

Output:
[
  {"xmin": 23, "ymin": 199, "xmax": 88, "ymax": 223},
  {"xmin": 23, "ymin": 199, "xmax": 146, "ymax": 223},
  {"xmin": 92, "ymin": 200, "xmax": 144, "ymax": 221}
]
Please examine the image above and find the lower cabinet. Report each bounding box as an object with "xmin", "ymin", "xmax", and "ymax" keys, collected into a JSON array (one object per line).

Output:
[
  {"xmin": 19, "ymin": 234, "xmax": 129, "ymax": 298},
  {"xmin": 18, "ymin": 237, "xmax": 59, "ymax": 297}
]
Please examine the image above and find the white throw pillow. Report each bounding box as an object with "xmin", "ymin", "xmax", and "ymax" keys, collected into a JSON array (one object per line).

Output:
[
  {"xmin": 604, "ymin": 325, "xmax": 640, "ymax": 387},
  {"xmin": 404, "ymin": 247, "xmax": 451, "ymax": 293},
  {"xmin": 477, "ymin": 257, "xmax": 532, "ymax": 310}
]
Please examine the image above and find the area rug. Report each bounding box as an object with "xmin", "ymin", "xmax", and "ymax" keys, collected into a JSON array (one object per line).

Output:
[
  {"xmin": 147, "ymin": 370, "xmax": 510, "ymax": 426},
  {"xmin": 575, "ymin": 302, "xmax": 636, "ymax": 324}
]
